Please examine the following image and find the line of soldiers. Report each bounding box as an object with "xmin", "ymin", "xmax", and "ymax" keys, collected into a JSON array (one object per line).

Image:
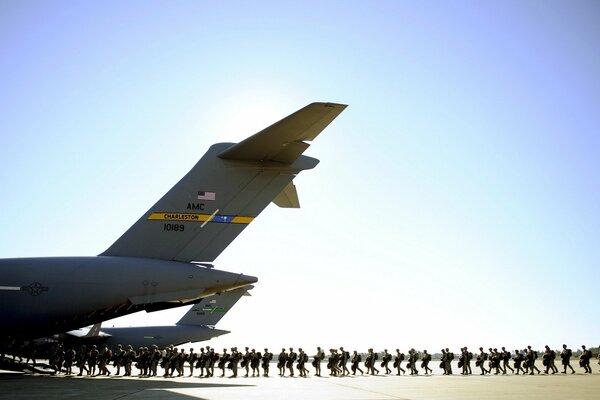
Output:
[{"xmin": 41, "ymin": 343, "xmax": 598, "ymax": 378}]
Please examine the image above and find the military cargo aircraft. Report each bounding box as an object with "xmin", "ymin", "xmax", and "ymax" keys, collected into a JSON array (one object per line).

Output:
[
  {"xmin": 0, "ymin": 102, "xmax": 347, "ymax": 342},
  {"xmin": 64, "ymin": 286, "xmax": 252, "ymax": 349}
]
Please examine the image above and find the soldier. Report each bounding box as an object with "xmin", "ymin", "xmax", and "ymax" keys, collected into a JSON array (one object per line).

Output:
[
  {"xmin": 460, "ymin": 347, "xmax": 472, "ymax": 375},
  {"xmin": 526, "ymin": 346, "xmax": 541, "ymax": 375},
  {"xmin": 580, "ymin": 345, "xmax": 592, "ymax": 373},
  {"xmin": 286, "ymin": 347, "xmax": 297, "ymax": 377},
  {"xmin": 250, "ymin": 349, "xmax": 261, "ymax": 377},
  {"xmin": 137, "ymin": 347, "xmax": 148, "ymax": 376},
  {"xmin": 64, "ymin": 347, "xmax": 75, "ymax": 375},
  {"xmin": 560, "ymin": 344, "xmax": 575, "ymax": 374},
  {"xmin": 99, "ymin": 344, "xmax": 112, "ymax": 376},
  {"xmin": 394, "ymin": 349, "xmax": 406, "ymax": 375},
  {"xmin": 208, "ymin": 348, "xmax": 218, "ymax": 377},
  {"xmin": 476, "ymin": 347, "xmax": 488, "ymax": 375},
  {"xmin": 77, "ymin": 345, "xmax": 89, "ymax": 376},
  {"xmin": 196, "ymin": 347, "xmax": 206, "ymax": 377},
  {"xmin": 230, "ymin": 347, "xmax": 241, "ymax": 377},
  {"xmin": 369, "ymin": 348, "xmax": 380, "ymax": 375},
  {"xmin": 217, "ymin": 348, "xmax": 227, "ymax": 377},
  {"xmin": 261, "ymin": 348, "xmax": 273, "ymax": 377},
  {"xmin": 162, "ymin": 347, "xmax": 173, "ymax": 377},
  {"xmin": 277, "ymin": 348, "xmax": 287, "ymax": 376},
  {"xmin": 351, "ymin": 350, "xmax": 364, "ymax": 375},
  {"xmin": 542, "ymin": 345, "xmax": 558, "ymax": 374},
  {"xmin": 24, "ymin": 341, "xmax": 37, "ymax": 367},
  {"xmin": 297, "ymin": 348, "xmax": 309, "ymax": 377},
  {"xmin": 88, "ymin": 344, "xmax": 99, "ymax": 376},
  {"xmin": 51, "ymin": 343, "xmax": 65, "ymax": 374},
  {"xmin": 408, "ymin": 348, "xmax": 419, "ymax": 375},
  {"xmin": 488, "ymin": 348, "xmax": 499, "ymax": 375},
  {"xmin": 445, "ymin": 348, "xmax": 454, "ymax": 375},
  {"xmin": 187, "ymin": 347, "xmax": 197, "ymax": 377},
  {"xmin": 177, "ymin": 348, "xmax": 187, "ymax": 377},
  {"xmin": 501, "ymin": 347, "xmax": 513, "ymax": 374},
  {"xmin": 513, "ymin": 349, "xmax": 524, "ymax": 375},
  {"xmin": 313, "ymin": 347, "xmax": 324, "ymax": 377},
  {"xmin": 328, "ymin": 349, "xmax": 340, "ymax": 376},
  {"xmin": 440, "ymin": 349, "xmax": 447, "ymax": 375},
  {"xmin": 124, "ymin": 345, "xmax": 136, "ymax": 376},
  {"xmin": 381, "ymin": 349, "xmax": 392, "ymax": 374},
  {"xmin": 150, "ymin": 345, "xmax": 161, "ymax": 377},
  {"xmin": 339, "ymin": 347, "xmax": 350, "ymax": 376},
  {"xmin": 242, "ymin": 347, "xmax": 251, "ymax": 377},
  {"xmin": 113, "ymin": 344, "xmax": 125, "ymax": 375}
]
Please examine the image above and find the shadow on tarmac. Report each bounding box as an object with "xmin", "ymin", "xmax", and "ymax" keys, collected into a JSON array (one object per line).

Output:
[{"xmin": 0, "ymin": 372, "xmax": 254, "ymax": 400}]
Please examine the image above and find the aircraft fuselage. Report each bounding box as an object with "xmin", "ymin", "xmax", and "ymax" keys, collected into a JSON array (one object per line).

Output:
[{"xmin": 0, "ymin": 256, "xmax": 255, "ymax": 339}]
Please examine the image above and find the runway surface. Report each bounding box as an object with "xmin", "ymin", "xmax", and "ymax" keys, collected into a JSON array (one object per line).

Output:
[{"xmin": 1, "ymin": 368, "xmax": 599, "ymax": 400}]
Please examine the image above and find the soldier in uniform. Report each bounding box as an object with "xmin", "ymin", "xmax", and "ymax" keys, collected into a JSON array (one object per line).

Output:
[
  {"xmin": 526, "ymin": 345, "xmax": 541, "ymax": 375},
  {"xmin": 394, "ymin": 349, "xmax": 406, "ymax": 375},
  {"xmin": 418, "ymin": 349, "xmax": 430, "ymax": 375},
  {"xmin": 408, "ymin": 348, "xmax": 419, "ymax": 375},
  {"xmin": 207, "ymin": 348, "xmax": 217, "ymax": 377},
  {"xmin": 77, "ymin": 345, "xmax": 89, "ymax": 376},
  {"xmin": 217, "ymin": 348, "xmax": 228, "ymax": 377},
  {"xmin": 513, "ymin": 349, "xmax": 524, "ymax": 374},
  {"xmin": 381, "ymin": 349, "xmax": 392, "ymax": 374},
  {"xmin": 488, "ymin": 347, "xmax": 500, "ymax": 375},
  {"xmin": 250, "ymin": 349, "xmax": 261, "ymax": 377},
  {"xmin": 543, "ymin": 345, "xmax": 558, "ymax": 374},
  {"xmin": 328, "ymin": 349, "xmax": 340, "ymax": 376},
  {"xmin": 261, "ymin": 348, "xmax": 273, "ymax": 377},
  {"xmin": 99, "ymin": 344, "xmax": 112, "ymax": 376},
  {"xmin": 51, "ymin": 343, "xmax": 65, "ymax": 374},
  {"xmin": 242, "ymin": 347, "xmax": 251, "ymax": 377},
  {"xmin": 88, "ymin": 344, "xmax": 99, "ymax": 376},
  {"xmin": 230, "ymin": 347, "xmax": 241, "ymax": 377},
  {"xmin": 445, "ymin": 348, "xmax": 454, "ymax": 375},
  {"xmin": 187, "ymin": 347, "xmax": 197, "ymax": 377},
  {"xmin": 286, "ymin": 347, "xmax": 297, "ymax": 377},
  {"xmin": 460, "ymin": 347, "xmax": 472, "ymax": 375},
  {"xmin": 476, "ymin": 347, "xmax": 488, "ymax": 375},
  {"xmin": 580, "ymin": 345, "xmax": 592, "ymax": 373},
  {"xmin": 297, "ymin": 348, "xmax": 309, "ymax": 377},
  {"xmin": 313, "ymin": 347, "xmax": 324, "ymax": 377},
  {"xmin": 277, "ymin": 348, "xmax": 287, "ymax": 376},
  {"xmin": 63, "ymin": 347, "xmax": 75, "ymax": 375},
  {"xmin": 113, "ymin": 344, "xmax": 125, "ymax": 375},
  {"xmin": 351, "ymin": 350, "xmax": 364, "ymax": 375},
  {"xmin": 150, "ymin": 345, "xmax": 161, "ymax": 377},
  {"xmin": 196, "ymin": 347, "xmax": 208, "ymax": 378},
  {"xmin": 339, "ymin": 347, "xmax": 350, "ymax": 376},
  {"xmin": 560, "ymin": 344, "xmax": 575, "ymax": 374},
  {"xmin": 440, "ymin": 349, "xmax": 447, "ymax": 375},
  {"xmin": 501, "ymin": 347, "xmax": 513, "ymax": 374}
]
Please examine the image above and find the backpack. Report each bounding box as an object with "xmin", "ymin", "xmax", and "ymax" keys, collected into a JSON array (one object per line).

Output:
[{"xmin": 373, "ymin": 353, "xmax": 378, "ymax": 361}]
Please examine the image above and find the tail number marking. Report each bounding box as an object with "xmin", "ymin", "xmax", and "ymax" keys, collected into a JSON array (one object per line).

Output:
[{"xmin": 163, "ymin": 223, "xmax": 185, "ymax": 232}]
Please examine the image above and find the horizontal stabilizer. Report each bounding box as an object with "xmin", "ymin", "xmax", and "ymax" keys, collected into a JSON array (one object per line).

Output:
[
  {"xmin": 176, "ymin": 285, "xmax": 252, "ymax": 327},
  {"xmin": 273, "ymin": 181, "xmax": 300, "ymax": 208},
  {"xmin": 218, "ymin": 102, "xmax": 347, "ymax": 164},
  {"xmin": 101, "ymin": 102, "xmax": 346, "ymax": 262}
]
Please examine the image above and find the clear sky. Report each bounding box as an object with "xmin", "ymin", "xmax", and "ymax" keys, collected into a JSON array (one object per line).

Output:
[{"xmin": 1, "ymin": 0, "xmax": 599, "ymax": 353}]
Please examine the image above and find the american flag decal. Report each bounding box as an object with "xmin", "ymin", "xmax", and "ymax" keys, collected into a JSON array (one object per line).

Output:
[{"xmin": 197, "ymin": 191, "xmax": 216, "ymax": 201}]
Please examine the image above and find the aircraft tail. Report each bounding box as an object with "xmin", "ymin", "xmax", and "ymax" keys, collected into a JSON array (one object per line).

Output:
[
  {"xmin": 101, "ymin": 102, "xmax": 346, "ymax": 262},
  {"xmin": 176, "ymin": 286, "xmax": 251, "ymax": 326}
]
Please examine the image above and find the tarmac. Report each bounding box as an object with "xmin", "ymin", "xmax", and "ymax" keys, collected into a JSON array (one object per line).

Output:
[{"xmin": 1, "ymin": 363, "xmax": 599, "ymax": 400}]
